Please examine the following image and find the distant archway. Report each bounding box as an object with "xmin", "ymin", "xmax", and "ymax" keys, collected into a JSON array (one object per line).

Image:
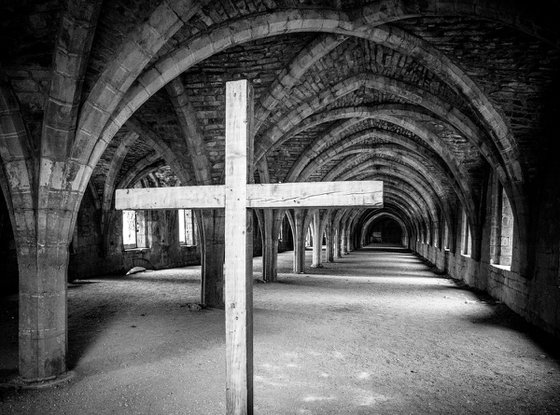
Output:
[{"xmin": 361, "ymin": 213, "xmax": 408, "ymax": 247}]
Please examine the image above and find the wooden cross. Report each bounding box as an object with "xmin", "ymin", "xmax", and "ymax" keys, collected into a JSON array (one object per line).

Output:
[{"xmin": 115, "ymin": 80, "xmax": 383, "ymax": 415}]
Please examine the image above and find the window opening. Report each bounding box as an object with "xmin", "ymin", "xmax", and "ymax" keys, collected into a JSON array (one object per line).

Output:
[
  {"xmin": 444, "ymin": 221, "xmax": 450, "ymax": 251},
  {"xmin": 178, "ymin": 209, "xmax": 196, "ymax": 246},
  {"xmin": 123, "ymin": 210, "xmax": 148, "ymax": 249},
  {"xmin": 491, "ymin": 181, "xmax": 514, "ymax": 268}
]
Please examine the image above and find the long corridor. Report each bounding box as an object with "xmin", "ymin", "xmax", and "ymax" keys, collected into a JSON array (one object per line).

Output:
[{"xmin": 1, "ymin": 245, "xmax": 559, "ymax": 414}]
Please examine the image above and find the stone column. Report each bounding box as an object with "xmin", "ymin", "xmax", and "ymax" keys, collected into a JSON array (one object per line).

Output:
[
  {"xmin": 293, "ymin": 210, "xmax": 306, "ymax": 273},
  {"xmin": 262, "ymin": 210, "xmax": 281, "ymax": 282},
  {"xmin": 200, "ymin": 209, "xmax": 225, "ymax": 308},
  {"xmin": 18, "ymin": 240, "xmax": 69, "ymax": 382},
  {"xmin": 335, "ymin": 226, "xmax": 342, "ymax": 259},
  {"xmin": 340, "ymin": 224, "xmax": 347, "ymax": 255},
  {"xmin": 334, "ymin": 214, "xmax": 342, "ymax": 259},
  {"xmin": 326, "ymin": 218, "xmax": 334, "ymax": 263},
  {"xmin": 346, "ymin": 219, "xmax": 353, "ymax": 252},
  {"xmin": 15, "ymin": 197, "xmax": 78, "ymax": 383},
  {"xmin": 311, "ymin": 211, "xmax": 323, "ymax": 268}
]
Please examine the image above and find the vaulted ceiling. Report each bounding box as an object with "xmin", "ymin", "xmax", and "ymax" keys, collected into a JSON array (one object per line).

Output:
[{"xmin": 1, "ymin": 0, "xmax": 559, "ymax": 248}]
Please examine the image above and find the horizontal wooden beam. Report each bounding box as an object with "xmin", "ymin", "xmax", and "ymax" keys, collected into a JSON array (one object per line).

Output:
[
  {"xmin": 115, "ymin": 181, "xmax": 383, "ymax": 210},
  {"xmin": 247, "ymin": 181, "xmax": 383, "ymax": 209},
  {"xmin": 115, "ymin": 185, "xmax": 225, "ymax": 210}
]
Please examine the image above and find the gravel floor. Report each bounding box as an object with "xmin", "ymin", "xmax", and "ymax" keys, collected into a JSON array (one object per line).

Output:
[{"xmin": 1, "ymin": 245, "xmax": 559, "ymax": 414}]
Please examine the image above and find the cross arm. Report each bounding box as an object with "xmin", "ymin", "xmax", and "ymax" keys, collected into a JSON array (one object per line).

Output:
[
  {"xmin": 247, "ymin": 181, "xmax": 383, "ymax": 208},
  {"xmin": 115, "ymin": 181, "xmax": 383, "ymax": 210},
  {"xmin": 115, "ymin": 185, "xmax": 225, "ymax": 210}
]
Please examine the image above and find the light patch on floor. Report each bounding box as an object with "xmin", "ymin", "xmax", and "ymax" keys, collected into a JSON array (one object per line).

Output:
[
  {"xmin": 302, "ymin": 395, "xmax": 336, "ymax": 402},
  {"xmin": 261, "ymin": 363, "xmax": 281, "ymax": 371},
  {"xmin": 284, "ymin": 351, "xmax": 299, "ymax": 358},
  {"xmin": 357, "ymin": 392, "xmax": 390, "ymax": 406},
  {"xmin": 254, "ymin": 375, "xmax": 285, "ymax": 387}
]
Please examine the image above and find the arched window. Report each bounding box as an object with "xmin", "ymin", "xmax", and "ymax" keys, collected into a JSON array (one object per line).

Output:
[
  {"xmin": 122, "ymin": 210, "xmax": 148, "ymax": 250},
  {"xmin": 491, "ymin": 180, "xmax": 514, "ymax": 268},
  {"xmin": 178, "ymin": 209, "xmax": 196, "ymax": 246},
  {"xmin": 443, "ymin": 221, "xmax": 450, "ymax": 251},
  {"xmin": 305, "ymin": 226, "xmax": 312, "ymax": 248},
  {"xmin": 278, "ymin": 215, "xmax": 287, "ymax": 242}
]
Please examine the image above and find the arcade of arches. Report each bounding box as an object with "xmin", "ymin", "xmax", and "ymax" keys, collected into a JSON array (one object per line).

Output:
[{"xmin": 1, "ymin": 0, "xmax": 560, "ymax": 412}]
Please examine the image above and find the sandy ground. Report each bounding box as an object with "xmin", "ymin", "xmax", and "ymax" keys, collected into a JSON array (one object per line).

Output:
[{"xmin": 1, "ymin": 244, "xmax": 559, "ymax": 414}]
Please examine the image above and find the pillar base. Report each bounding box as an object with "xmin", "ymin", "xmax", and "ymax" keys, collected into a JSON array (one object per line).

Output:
[
  {"xmin": 0, "ymin": 370, "xmax": 75, "ymax": 390},
  {"xmin": 310, "ymin": 264, "xmax": 324, "ymax": 268}
]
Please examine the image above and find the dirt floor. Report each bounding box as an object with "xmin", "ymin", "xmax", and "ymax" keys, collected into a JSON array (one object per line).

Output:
[{"xmin": 1, "ymin": 245, "xmax": 559, "ymax": 414}]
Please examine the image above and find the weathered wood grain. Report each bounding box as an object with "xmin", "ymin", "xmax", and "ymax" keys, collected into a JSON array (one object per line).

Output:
[
  {"xmin": 113, "ymin": 79, "xmax": 384, "ymax": 415},
  {"xmin": 246, "ymin": 181, "xmax": 383, "ymax": 208},
  {"xmin": 224, "ymin": 80, "xmax": 253, "ymax": 415},
  {"xmin": 115, "ymin": 186, "xmax": 224, "ymax": 210},
  {"xmin": 115, "ymin": 180, "xmax": 383, "ymax": 210}
]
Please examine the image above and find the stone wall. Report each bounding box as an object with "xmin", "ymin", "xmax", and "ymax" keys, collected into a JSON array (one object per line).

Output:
[
  {"xmin": 0, "ymin": 193, "xmax": 18, "ymax": 294},
  {"xmin": 413, "ymin": 213, "xmax": 559, "ymax": 338},
  {"xmin": 67, "ymin": 194, "xmax": 277, "ymax": 280},
  {"xmin": 68, "ymin": 192, "xmax": 201, "ymax": 279},
  {"xmin": 2, "ymin": 187, "xmax": 288, "ymax": 286}
]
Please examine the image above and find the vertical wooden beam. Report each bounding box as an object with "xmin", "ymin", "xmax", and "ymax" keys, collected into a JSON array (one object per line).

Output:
[{"xmin": 224, "ymin": 79, "xmax": 253, "ymax": 415}]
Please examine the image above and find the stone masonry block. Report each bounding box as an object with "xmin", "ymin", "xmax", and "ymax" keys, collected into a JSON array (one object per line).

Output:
[
  {"xmin": 44, "ymin": 96, "xmax": 76, "ymax": 130},
  {"xmin": 209, "ymin": 26, "xmax": 234, "ymax": 53},
  {"xmin": 147, "ymin": 2, "xmax": 182, "ymax": 39},
  {"xmin": 119, "ymin": 43, "xmax": 151, "ymax": 75},
  {"xmin": 80, "ymin": 103, "xmax": 109, "ymax": 136},
  {"xmin": 231, "ymin": 20, "xmax": 253, "ymax": 45},
  {"xmin": 9, "ymin": 189, "xmax": 33, "ymax": 210},
  {"xmin": 123, "ymin": 85, "xmax": 151, "ymax": 122},
  {"xmin": 99, "ymin": 65, "xmax": 132, "ymax": 96},
  {"xmin": 70, "ymin": 129, "xmax": 96, "ymax": 163},
  {"xmin": 5, "ymin": 159, "xmax": 31, "ymax": 190},
  {"xmin": 13, "ymin": 208, "xmax": 35, "ymax": 237},
  {"xmin": 53, "ymin": 46, "xmax": 83, "ymax": 78},
  {"xmin": 92, "ymin": 82, "xmax": 120, "ymax": 115},
  {"xmin": 0, "ymin": 112, "xmax": 26, "ymax": 138},
  {"xmin": 189, "ymin": 34, "xmax": 217, "ymax": 65},
  {"xmin": 41, "ymin": 125, "xmax": 71, "ymax": 161},
  {"xmin": 136, "ymin": 23, "xmax": 167, "ymax": 57},
  {"xmin": 137, "ymin": 67, "xmax": 168, "ymax": 98},
  {"xmin": 19, "ymin": 328, "xmax": 66, "ymax": 381},
  {"xmin": 70, "ymin": 162, "xmax": 92, "ymax": 193},
  {"xmin": 168, "ymin": 0, "xmax": 200, "ymax": 24},
  {"xmin": 35, "ymin": 292, "xmax": 66, "ymax": 332},
  {"xmin": 154, "ymin": 56, "xmax": 184, "ymax": 83}
]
